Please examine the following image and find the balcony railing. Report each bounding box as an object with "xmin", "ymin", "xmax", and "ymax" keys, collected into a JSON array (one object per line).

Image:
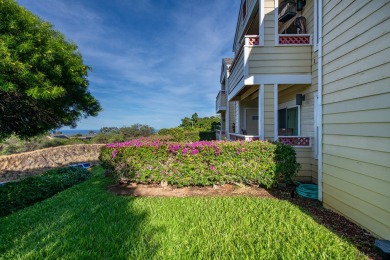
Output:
[
  {"xmin": 216, "ymin": 130, "xmax": 226, "ymax": 141},
  {"xmin": 228, "ymin": 35, "xmax": 260, "ymax": 94},
  {"xmin": 229, "ymin": 133, "xmax": 259, "ymax": 141},
  {"xmin": 245, "ymin": 35, "xmax": 260, "ymax": 46},
  {"xmin": 278, "ymin": 136, "xmax": 311, "ymax": 147},
  {"xmin": 278, "ymin": 34, "xmax": 312, "ymax": 45},
  {"xmin": 216, "ymin": 90, "xmax": 227, "ymax": 113}
]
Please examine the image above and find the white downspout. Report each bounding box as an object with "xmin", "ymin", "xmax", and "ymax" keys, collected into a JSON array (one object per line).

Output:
[
  {"xmin": 317, "ymin": 0, "xmax": 323, "ymax": 202},
  {"xmin": 226, "ymin": 67, "xmax": 230, "ymax": 140}
]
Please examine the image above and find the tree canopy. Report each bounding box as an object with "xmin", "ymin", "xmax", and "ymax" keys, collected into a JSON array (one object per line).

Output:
[
  {"xmin": 179, "ymin": 113, "xmax": 220, "ymax": 131},
  {"xmin": 0, "ymin": 0, "xmax": 101, "ymax": 140}
]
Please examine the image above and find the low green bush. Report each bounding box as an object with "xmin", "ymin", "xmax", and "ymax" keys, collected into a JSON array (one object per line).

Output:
[
  {"xmin": 99, "ymin": 139, "xmax": 300, "ymax": 188},
  {"xmin": 184, "ymin": 131, "xmax": 200, "ymax": 142},
  {"xmin": 199, "ymin": 131, "xmax": 216, "ymax": 141},
  {"xmin": 274, "ymin": 142, "xmax": 301, "ymax": 183},
  {"xmin": 0, "ymin": 167, "xmax": 91, "ymax": 217}
]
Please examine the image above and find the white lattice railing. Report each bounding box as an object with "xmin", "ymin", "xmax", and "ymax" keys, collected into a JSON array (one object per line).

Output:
[
  {"xmin": 278, "ymin": 34, "xmax": 312, "ymax": 45},
  {"xmin": 278, "ymin": 136, "xmax": 311, "ymax": 147}
]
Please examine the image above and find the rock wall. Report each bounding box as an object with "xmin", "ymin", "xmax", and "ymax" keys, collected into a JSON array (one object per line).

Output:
[{"xmin": 0, "ymin": 144, "xmax": 105, "ymax": 182}]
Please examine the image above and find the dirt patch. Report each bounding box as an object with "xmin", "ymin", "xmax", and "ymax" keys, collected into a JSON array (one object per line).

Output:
[
  {"xmin": 109, "ymin": 182, "xmax": 274, "ymax": 198},
  {"xmin": 109, "ymin": 181, "xmax": 381, "ymax": 259}
]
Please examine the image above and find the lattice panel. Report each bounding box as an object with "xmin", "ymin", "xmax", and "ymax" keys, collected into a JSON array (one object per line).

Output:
[
  {"xmin": 278, "ymin": 137, "xmax": 310, "ymax": 146},
  {"xmin": 279, "ymin": 35, "xmax": 311, "ymax": 45},
  {"xmin": 248, "ymin": 36, "xmax": 259, "ymax": 46}
]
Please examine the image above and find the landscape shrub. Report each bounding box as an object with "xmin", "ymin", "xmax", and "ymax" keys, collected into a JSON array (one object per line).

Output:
[
  {"xmin": 100, "ymin": 139, "xmax": 299, "ymax": 188},
  {"xmin": 0, "ymin": 167, "xmax": 91, "ymax": 217},
  {"xmin": 184, "ymin": 131, "xmax": 200, "ymax": 142},
  {"xmin": 274, "ymin": 142, "xmax": 301, "ymax": 183},
  {"xmin": 157, "ymin": 128, "xmax": 185, "ymax": 142},
  {"xmin": 199, "ymin": 131, "xmax": 216, "ymax": 141}
]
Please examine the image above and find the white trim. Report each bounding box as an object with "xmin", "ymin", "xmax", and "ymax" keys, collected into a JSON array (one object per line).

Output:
[
  {"xmin": 236, "ymin": 101, "xmax": 240, "ymax": 134},
  {"xmin": 259, "ymin": 84, "xmax": 265, "ymax": 140},
  {"xmin": 227, "ymin": 77, "xmax": 244, "ymax": 101},
  {"xmin": 313, "ymin": 0, "xmax": 319, "ymax": 51},
  {"xmin": 245, "ymin": 74, "xmax": 311, "ymax": 85},
  {"xmin": 274, "ymin": 84, "xmax": 278, "ymax": 141},
  {"xmin": 314, "ymin": 92, "xmax": 319, "ymax": 159},
  {"xmin": 274, "ymin": 0, "xmax": 278, "ymax": 45},
  {"xmin": 260, "ymin": 0, "xmax": 265, "ymax": 46},
  {"xmin": 243, "ymin": 46, "xmax": 249, "ymax": 79},
  {"xmin": 298, "ymin": 105, "xmax": 301, "ymax": 136},
  {"xmin": 318, "ymin": 0, "xmax": 323, "ymax": 202}
]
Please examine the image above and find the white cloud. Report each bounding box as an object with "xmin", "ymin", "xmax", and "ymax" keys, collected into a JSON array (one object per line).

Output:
[{"xmin": 17, "ymin": 0, "xmax": 239, "ymax": 129}]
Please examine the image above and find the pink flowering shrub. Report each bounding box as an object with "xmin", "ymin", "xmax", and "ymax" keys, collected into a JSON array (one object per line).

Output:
[{"xmin": 99, "ymin": 137, "xmax": 299, "ymax": 188}]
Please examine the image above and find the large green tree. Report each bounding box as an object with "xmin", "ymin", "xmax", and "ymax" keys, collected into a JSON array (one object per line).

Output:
[
  {"xmin": 0, "ymin": 0, "xmax": 101, "ymax": 140},
  {"xmin": 180, "ymin": 113, "xmax": 220, "ymax": 131}
]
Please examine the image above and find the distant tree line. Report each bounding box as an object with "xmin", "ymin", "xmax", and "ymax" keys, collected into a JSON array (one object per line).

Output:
[
  {"xmin": 179, "ymin": 113, "xmax": 220, "ymax": 131},
  {"xmin": 0, "ymin": 114, "xmax": 220, "ymax": 155}
]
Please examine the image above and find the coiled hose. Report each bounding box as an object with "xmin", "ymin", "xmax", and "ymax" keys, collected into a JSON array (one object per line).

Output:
[{"xmin": 295, "ymin": 182, "xmax": 318, "ymax": 199}]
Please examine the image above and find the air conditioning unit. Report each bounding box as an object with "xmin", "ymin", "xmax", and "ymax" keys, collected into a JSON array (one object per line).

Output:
[{"xmin": 278, "ymin": 0, "xmax": 297, "ymax": 22}]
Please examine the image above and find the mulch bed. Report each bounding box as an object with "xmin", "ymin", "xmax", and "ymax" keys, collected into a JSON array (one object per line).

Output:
[{"xmin": 109, "ymin": 181, "xmax": 381, "ymax": 259}]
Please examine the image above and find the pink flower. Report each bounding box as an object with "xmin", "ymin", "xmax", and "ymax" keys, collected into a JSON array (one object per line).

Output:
[
  {"xmin": 191, "ymin": 149, "xmax": 199, "ymax": 155},
  {"xmin": 112, "ymin": 149, "xmax": 118, "ymax": 158},
  {"xmin": 210, "ymin": 165, "xmax": 215, "ymax": 171}
]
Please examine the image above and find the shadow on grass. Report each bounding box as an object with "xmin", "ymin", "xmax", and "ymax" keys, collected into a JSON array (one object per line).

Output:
[
  {"xmin": 0, "ymin": 173, "xmax": 163, "ymax": 259},
  {"xmin": 267, "ymin": 185, "xmax": 380, "ymax": 259}
]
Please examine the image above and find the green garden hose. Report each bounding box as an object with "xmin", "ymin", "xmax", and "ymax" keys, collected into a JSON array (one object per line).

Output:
[{"xmin": 295, "ymin": 182, "xmax": 318, "ymax": 199}]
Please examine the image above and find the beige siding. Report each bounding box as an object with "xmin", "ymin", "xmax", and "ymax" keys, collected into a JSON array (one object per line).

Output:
[
  {"xmin": 264, "ymin": 84, "xmax": 274, "ymax": 140},
  {"xmin": 228, "ymin": 51, "xmax": 244, "ymax": 94},
  {"xmin": 264, "ymin": 1, "xmax": 275, "ymax": 47},
  {"xmin": 302, "ymin": 0, "xmax": 314, "ymax": 35},
  {"xmin": 295, "ymin": 147, "xmax": 313, "ymax": 182},
  {"xmin": 234, "ymin": 0, "xmax": 258, "ymax": 52},
  {"xmin": 278, "ymin": 84, "xmax": 318, "ymax": 182},
  {"xmin": 322, "ymin": 0, "xmax": 390, "ymax": 240},
  {"xmin": 229, "ymin": 102, "xmax": 236, "ymax": 133},
  {"xmin": 277, "ymin": 84, "xmax": 316, "ymax": 181},
  {"xmin": 248, "ymin": 46, "xmax": 312, "ymax": 75}
]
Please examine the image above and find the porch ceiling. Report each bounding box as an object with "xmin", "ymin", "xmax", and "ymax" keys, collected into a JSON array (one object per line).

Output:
[
  {"xmin": 230, "ymin": 85, "xmax": 258, "ymax": 101},
  {"xmin": 278, "ymin": 84, "xmax": 310, "ymax": 95}
]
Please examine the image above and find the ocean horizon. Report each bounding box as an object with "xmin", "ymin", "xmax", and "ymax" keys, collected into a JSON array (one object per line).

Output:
[{"xmin": 54, "ymin": 130, "xmax": 100, "ymax": 136}]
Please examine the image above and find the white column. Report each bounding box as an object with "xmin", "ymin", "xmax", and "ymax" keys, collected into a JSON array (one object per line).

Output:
[
  {"xmin": 260, "ymin": 0, "xmax": 265, "ymax": 46},
  {"xmin": 236, "ymin": 101, "xmax": 240, "ymax": 134},
  {"xmin": 274, "ymin": 84, "xmax": 278, "ymax": 141},
  {"xmin": 226, "ymin": 102, "xmax": 230, "ymax": 139},
  {"xmin": 258, "ymin": 84, "xmax": 265, "ymax": 140}
]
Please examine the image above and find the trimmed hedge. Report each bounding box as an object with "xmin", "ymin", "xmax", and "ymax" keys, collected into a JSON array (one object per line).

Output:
[
  {"xmin": 99, "ymin": 139, "xmax": 300, "ymax": 188},
  {"xmin": 0, "ymin": 167, "xmax": 91, "ymax": 217},
  {"xmin": 199, "ymin": 131, "xmax": 216, "ymax": 141}
]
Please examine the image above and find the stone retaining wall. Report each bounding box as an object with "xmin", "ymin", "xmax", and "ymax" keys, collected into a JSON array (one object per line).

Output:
[{"xmin": 0, "ymin": 144, "xmax": 105, "ymax": 182}]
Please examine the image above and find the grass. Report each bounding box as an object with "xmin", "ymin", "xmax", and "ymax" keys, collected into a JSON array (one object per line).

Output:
[{"xmin": 0, "ymin": 167, "xmax": 365, "ymax": 259}]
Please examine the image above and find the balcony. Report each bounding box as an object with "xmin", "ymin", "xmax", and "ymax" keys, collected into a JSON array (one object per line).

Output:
[
  {"xmin": 246, "ymin": 33, "xmax": 311, "ymax": 79},
  {"xmin": 228, "ymin": 34, "xmax": 312, "ymax": 97},
  {"xmin": 228, "ymin": 35, "xmax": 259, "ymax": 95},
  {"xmin": 216, "ymin": 130, "xmax": 226, "ymax": 141},
  {"xmin": 216, "ymin": 90, "xmax": 227, "ymax": 113}
]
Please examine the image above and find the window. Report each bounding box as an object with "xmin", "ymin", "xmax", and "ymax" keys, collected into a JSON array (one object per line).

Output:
[{"xmin": 278, "ymin": 107, "xmax": 299, "ymax": 136}]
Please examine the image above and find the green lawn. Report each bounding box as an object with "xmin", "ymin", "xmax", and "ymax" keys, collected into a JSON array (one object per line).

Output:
[{"xmin": 0, "ymin": 167, "xmax": 365, "ymax": 259}]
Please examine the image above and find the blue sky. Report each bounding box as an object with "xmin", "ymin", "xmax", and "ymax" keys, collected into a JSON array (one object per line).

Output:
[{"xmin": 17, "ymin": 0, "xmax": 240, "ymax": 130}]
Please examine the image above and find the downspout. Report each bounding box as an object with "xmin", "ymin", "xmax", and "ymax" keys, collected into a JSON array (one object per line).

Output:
[
  {"xmin": 317, "ymin": 0, "xmax": 323, "ymax": 202},
  {"xmin": 226, "ymin": 66, "xmax": 230, "ymax": 140}
]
